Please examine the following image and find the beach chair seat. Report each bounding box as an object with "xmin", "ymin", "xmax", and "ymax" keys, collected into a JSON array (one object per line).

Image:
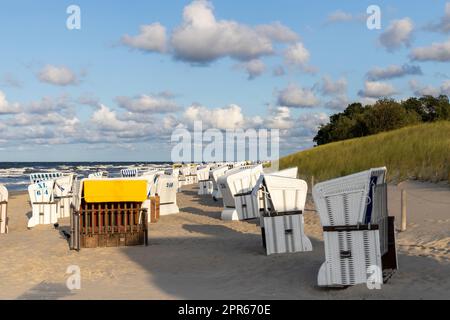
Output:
[
  {"xmin": 256, "ymin": 172, "xmax": 311, "ymax": 255},
  {"xmin": 0, "ymin": 185, "xmax": 8, "ymax": 234},
  {"xmin": 218, "ymin": 164, "xmax": 264, "ymax": 221},
  {"xmin": 54, "ymin": 174, "xmax": 76, "ymax": 219},
  {"xmin": 154, "ymin": 175, "xmax": 179, "ymax": 215},
  {"xmin": 27, "ymin": 180, "xmax": 58, "ymax": 228},
  {"xmin": 313, "ymin": 167, "xmax": 398, "ymax": 287},
  {"xmin": 69, "ymin": 178, "xmax": 149, "ymax": 250}
]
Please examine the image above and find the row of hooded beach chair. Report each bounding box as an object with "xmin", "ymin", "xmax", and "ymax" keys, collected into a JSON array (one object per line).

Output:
[
  {"xmin": 195, "ymin": 165, "xmax": 398, "ymax": 288},
  {"xmin": 0, "ymin": 184, "xmax": 8, "ymax": 234},
  {"xmin": 30, "ymin": 172, "xmax": 63, "ymax": 184}
]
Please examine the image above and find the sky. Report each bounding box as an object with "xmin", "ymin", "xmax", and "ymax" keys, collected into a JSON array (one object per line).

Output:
[{"xmin": 0, "ymin": 0, "xmax": 449, "ymax": 162}]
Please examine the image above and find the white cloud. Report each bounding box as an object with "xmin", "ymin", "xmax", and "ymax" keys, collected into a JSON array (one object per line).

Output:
[
  {"xmin": 38, "ymin": 65, "xmax": 79, "ymax": 86},
  {"xmin": 379, "ymin": 18, "xmax": 414, "ymax": 52},
  {"xmin": 121, "ymin": 0, "xmax": 301, "ymax": 67},
  {"xmin": 237, "ymin": 59, "xmax": 266, "ymax": 80},
  {"xmin": 27, "ymin": 95, "xmax": 73, "ymax": 115},
  {"xmin": 284, "ymin": 43, "xmax": 316, "ymax": 72},
  {"xmin": 0, "ymin": 91, "xmax": 21, "ymax": 114},
  {"xmin": 410, "ymin": 38, "xmax": 450, "ymax": 62},
  {"xmin": 321, "ymin": 76, "xmax": 347, "ymax": 95},
  {"xmin": 426, "ymin": 2, "xmax": 450, "ymax": 34},
  {"xmin": 358, "ymin": 81, "xmax": 398, "ymax": 98},
  {"xmin": 1, "ymin": 73, "xmax": 22, "ymax": 88},
  {"xmin": 121, "ymin": 23, "xmax": 167, "ymax": 53},
  {"xmin": 183, "ymin": 104, "xmax": 245, "ymax": 129},
  {"xmin": 409, "ymin": 79, "xmax": 450, "ymax": 97},
  {"xmin": 264, "ymin": 107, "xmax": 294, "ymax": 130},
  {"xmin": 366, "ymin": 64, "xmax": 422, "ymax": 81},
  {"xmin": 324, "ymin": 95, "xmax": 350, "ymax": 111},
  {"xmin": 116, "ymin": 94, "xmax": 180, "ymax": 113},
  {"xmin": 326, "ymin": 10, "xmax": 353, "ymax": 23},
  {"xmin": 277, "ymin": 84, "xmax": 320, "ymax": 108}
]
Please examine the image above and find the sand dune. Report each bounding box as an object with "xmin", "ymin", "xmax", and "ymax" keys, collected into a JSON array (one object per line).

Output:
[{"xmin": 0, "ymin": 183, "xmax": 448, "ymax": 300}]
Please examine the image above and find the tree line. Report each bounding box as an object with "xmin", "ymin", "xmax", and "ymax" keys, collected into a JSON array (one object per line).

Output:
[{"xmin": 313, "ymin": 95, "xmax": 450, "ymax": 146}]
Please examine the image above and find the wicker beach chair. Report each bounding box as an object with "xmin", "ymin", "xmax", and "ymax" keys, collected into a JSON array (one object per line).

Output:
[
  {"xmin": 69, "ymin": 178, "xmax": 149, "ymax": 250},
  {"xmin": 0, "ymin": 184, "xmax": 8, "ymax": 234},
  {"xmin": 312, "ymin": 167, "xmax": 398, "ymax": 287},
  {"xmin": 28, "ymin": 180, "xmax": 58, "ymax": 228},
  {"xmin": 257, "ymin": 173, "xmax": 311, "ymax": 255},
  {"xmin": 54, "ymin": 174, "xmax": 76, "ymax": 219},
  {"xmin": 217, "ymin": 164, "xmax": 264, "ymax": 221},
  {"xmin": 121, "ymin": 168, "xmax": 139, "ymax": 178},
  {"xmin": 153, "ymin": 175, "xmax": 179, "ymax": 215},
  {"xmin": 196, "ymin": 165, "xmax": 213, "ymax": 195},
  {"xmin": 210, "ymin": 165, "xmax": 229, "ymax": 200},
  {"xmin": 234, "ymin": 167, "xmax": 300, "ymax": 221}
]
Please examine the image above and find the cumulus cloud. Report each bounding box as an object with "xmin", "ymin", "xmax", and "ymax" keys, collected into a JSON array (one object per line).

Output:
[
  {"xmin": 409, "ymin": 79, "xmax": 450, "ymax": 97},
  {"xmin": 121, "ymin": 23, "xmax": 167, "ymax": 53},
  {"xmin": 115, "ymin": 94, "xmax": 180, "ymax": 113},
  {"xmin": 277, "ymin": 84, "xmax": 320, "ymax": 108},
  {"xmin": 264, "ymin": 107, "xmax": 294, "ymax": 130},
  {"xmin": 379, "ymin": 18, "xmax": 414, "ymax": 52},
  {"xmin": 0, "ymin": 91, "xmax": 21, "ymax": 114},
  {"xmin": 27, "ymin": 95, "xmax": 73, "ymax": 115},
  {"xmin": 425, "ymin": 2, "xmax": 450, "ymax": 34},
  {"xmin": 183, "ymin": 104, "xmax": 246, "ymax": 129},
  {"xmin": 284, "ymin": 43, "xmax": 316, "ymax": 73},
  {"xmin": 37, "ymin": 65, "xmax": 79, "ymax": 86},
  {"xmin": 410, "ymin": 38, "xmax": 450, "ymax": 62},
  {"xmin": 367, "ymin": 64, "xmax": 422, "ymax": 81},
  {"xmin": 121, "ymin": 0, "xmax": 302, "ymax": 71},
  {"xmin": 321, "ymin": 76, "xmax": 347, "ymax": 95},
  {"xmin": 236, "ymin": 59, "xmax": 266, "ymax": 80},
  {"xmin": 358, "ymin": 81, "xmax": 398, "ymax": 98},
  {"xmin": 324, "ymin": 95, "xmax": 350, "ymax": 111}
]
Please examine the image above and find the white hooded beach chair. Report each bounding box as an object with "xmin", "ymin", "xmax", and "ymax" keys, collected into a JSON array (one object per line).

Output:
[
  {"xmin": 196, "ymin": 165, "xmax": 213, "ymax": 195},
  {"xmin": 218, "ymin": 165, "xmax": 264, "ymax": 221},
  {"xmin": 0, "ymin": 184, "xmax": 8, "ymax": 234},
  {"xmin": 313, "ymin": 167, "xmax": 398, "ymax": 287},
  {"xmin": 28, "ymin": 180, "xmax": 58, "ymax": 228},
  {"xmin": 257, "ymin": 173, "xmax": 312, "ymax": 255},
  {"xmin": 121, "ymin": 168, "xmax": 139, "ymax": 178},
  {"xmin": 30, "ymin": 172, "xmax": 63, "ymax": 184},
  {"xmin": 210, "ymin": 165, "xmax": 229, "ymax": 200},
  {"xmin": 234, "ymin": 167, "xmax": 299, "ymax": 221},
  {"xmin": 54, "ymin": 174, "xmax": 76, "ymax": 219},
  {"xmin": 153, "ymin": 175, "xmax": 179, "ymax": 215},
  {"xmin": 88, "ymin": 172, "xmax": 108, "ymax": 179}
]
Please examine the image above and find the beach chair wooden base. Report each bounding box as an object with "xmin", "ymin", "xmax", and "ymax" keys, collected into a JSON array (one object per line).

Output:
[
  {"xmin": 56, "ymin": 195, "xmax": 72, "ymax": 219},
  {"xmin": 234, "ymin": 191, "xmax": 263, "ymax": 220},
  {"xmin": 81, "ymin": 232, "xmax": 147, "ymax": 248}
]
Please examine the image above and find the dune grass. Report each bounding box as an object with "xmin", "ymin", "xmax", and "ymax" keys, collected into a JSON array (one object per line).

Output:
[{"xmin": 280, "ymin": 121, "xmax": 450, "ymax": 184}]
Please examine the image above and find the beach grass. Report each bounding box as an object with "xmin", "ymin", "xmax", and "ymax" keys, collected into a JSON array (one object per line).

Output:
[{"xmin": 280, "ymin": 121, "xmax": 450, "ymax": 184}]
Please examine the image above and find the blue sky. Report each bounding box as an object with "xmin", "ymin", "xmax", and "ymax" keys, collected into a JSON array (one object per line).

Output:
[{"xmin": 0, "ymin": 0, "xmax": 449, "ymax": 161}]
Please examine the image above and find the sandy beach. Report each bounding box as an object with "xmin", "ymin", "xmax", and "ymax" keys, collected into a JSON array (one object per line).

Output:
[{"xmin": 0, "ymin": 182, "xmax": 449, "ymax": 300}]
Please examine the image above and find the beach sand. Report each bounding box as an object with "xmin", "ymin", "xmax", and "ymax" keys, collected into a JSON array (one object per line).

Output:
[{"xmin": 0, "ymin": 182, "xmax": 448, "ymax": 300}]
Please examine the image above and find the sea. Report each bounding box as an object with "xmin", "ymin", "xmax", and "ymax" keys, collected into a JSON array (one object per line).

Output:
[{"xmin": 0, "ymin": 162, "xmax": 172, "ymax": 191}]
